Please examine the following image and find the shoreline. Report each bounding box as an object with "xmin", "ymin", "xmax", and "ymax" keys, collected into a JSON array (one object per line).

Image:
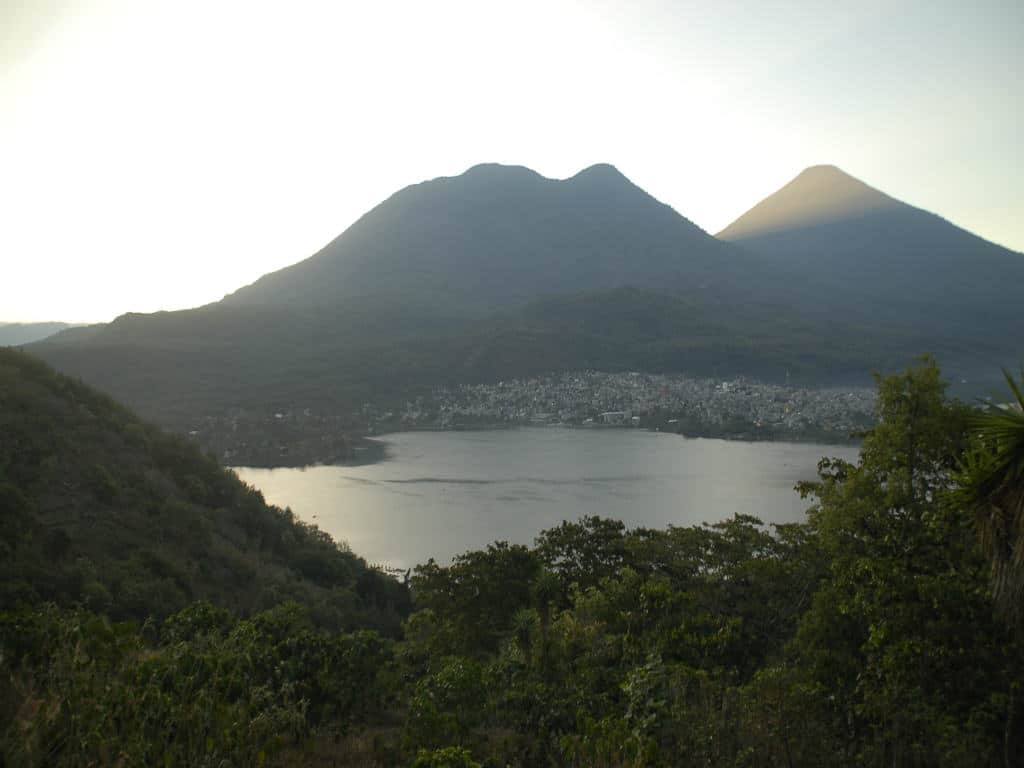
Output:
[{"xmin": 236, "ymin": 424, "xmax": 861, "ymax": 471}]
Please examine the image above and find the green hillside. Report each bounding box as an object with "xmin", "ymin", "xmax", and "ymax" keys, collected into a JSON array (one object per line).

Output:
[
  {"xmin": 33, "ymin": 285, "xmax": 993, "ymax": 436},
  {"xmin": 0, "ymin": 347, "xmax": 408, "ymax": 631}
]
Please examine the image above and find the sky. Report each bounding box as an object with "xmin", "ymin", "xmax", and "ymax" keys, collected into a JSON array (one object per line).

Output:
[{"xmin": 2, "ymin": 0, "xmax": 1021, "ymax": 323}]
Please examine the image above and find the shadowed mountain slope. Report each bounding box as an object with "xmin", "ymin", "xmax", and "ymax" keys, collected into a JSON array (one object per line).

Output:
[
  {"xmin": 32, "ymin": 164, "xmax": 811, "ymax": 423},
  {"xmin": 221, "ymin": 163, "xmax": 756, "ymax": 314},
  {"xmin": 718, "ymin": 166, "xmax": 1024, "ymax": 341}
]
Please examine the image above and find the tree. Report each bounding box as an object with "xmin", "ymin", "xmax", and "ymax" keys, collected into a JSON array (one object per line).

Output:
[
  {"xmin": 953, "ymin": 369, "xmax": 1024, "ymax": 621},
  {"xmin": 411, "ymin": 542, "xmax": 540, "ymax": 655},
  {"xmin": 952, "ymin": 369, "xmax": 1024, "ymax": 768},
  {"xmin": 791, "ymin": 359, "xmax": 1007, "ymax": 766},
  {"xmin": 535, "ymin": 516, "xmax": 627, "ymax": 591}
]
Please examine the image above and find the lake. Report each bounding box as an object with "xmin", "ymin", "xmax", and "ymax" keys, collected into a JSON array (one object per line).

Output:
[{"xmin": 234, "ymin": 429, "xmax": 860, "ymax": 570}]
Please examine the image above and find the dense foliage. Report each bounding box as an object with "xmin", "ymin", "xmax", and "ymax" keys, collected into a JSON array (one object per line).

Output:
[
  {"xmin": 1, "ymin": 602, "xmax": 393, "ymax": 766},
  {"xmin": 3, "ymin": 353, "xmax": 1022, "ymax": 766}
]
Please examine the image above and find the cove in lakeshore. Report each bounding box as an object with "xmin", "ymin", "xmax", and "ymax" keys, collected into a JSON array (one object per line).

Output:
[{"xmin": 234, "ymin": 428, "xmax": 860, "ymax": 571}]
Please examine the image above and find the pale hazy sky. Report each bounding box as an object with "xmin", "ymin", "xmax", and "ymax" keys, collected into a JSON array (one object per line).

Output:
[{"xmin": 2, "ymin": 0, "xmax": 1021, "ymax": 322}]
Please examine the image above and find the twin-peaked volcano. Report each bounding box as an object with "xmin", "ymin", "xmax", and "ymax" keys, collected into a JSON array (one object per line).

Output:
[{"xmin": 222, "ymin": 163, "xmax": 750, "ymax": 315}]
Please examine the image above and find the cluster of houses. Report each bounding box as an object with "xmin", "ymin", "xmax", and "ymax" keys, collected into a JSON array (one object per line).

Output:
[{"xmin": 399, "ymin": 371, "xmax": 877, "ymax": 438}]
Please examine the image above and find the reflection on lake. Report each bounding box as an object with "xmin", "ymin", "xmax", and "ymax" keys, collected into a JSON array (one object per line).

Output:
[{"xmin": 234, "ymin": 429, "xmax": 859, "ymax": 570}]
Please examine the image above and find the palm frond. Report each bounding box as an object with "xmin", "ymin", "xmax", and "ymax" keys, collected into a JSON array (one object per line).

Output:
[{"xmin": 955, "ymin": 367, "xmax": 1024, "ymax": 619}]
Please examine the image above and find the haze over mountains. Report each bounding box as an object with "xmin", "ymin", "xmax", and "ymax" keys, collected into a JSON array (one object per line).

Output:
[
  {"xmin": 0, "ymin": 322, "xmax": 80, "ymax": 346},
  {"xmin": 32, "ymin": 163, "xmax": 1023, "ymax": 427}
]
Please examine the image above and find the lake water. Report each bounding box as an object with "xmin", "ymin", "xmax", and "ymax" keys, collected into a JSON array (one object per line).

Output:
[{"xmin": 234, "ymin": 429, "xmax": 859, "ymax": 570}]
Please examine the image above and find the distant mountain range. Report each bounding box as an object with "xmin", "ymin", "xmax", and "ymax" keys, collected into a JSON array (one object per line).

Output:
[
  {"xmin": 32, "ymin": 163, "xmax": 1023, "ymax": 428},
  {"xmin": 0, "ymin": 321, "xmax": 82, "ymax": 346}
]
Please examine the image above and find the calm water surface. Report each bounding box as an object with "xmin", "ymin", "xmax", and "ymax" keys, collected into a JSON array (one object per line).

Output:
[{"xmin": 235, "ymin": 429, "xmax": 859, "ymax": 569}]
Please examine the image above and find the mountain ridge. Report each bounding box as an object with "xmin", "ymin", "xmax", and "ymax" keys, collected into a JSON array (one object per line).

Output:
[
  {"xmin": 31, "ymin": 161, "xmax": 1024, "ymax": 432},
  {"xmin": 219, "ymin": 161, "xmax": 739, "ymax": 313}
]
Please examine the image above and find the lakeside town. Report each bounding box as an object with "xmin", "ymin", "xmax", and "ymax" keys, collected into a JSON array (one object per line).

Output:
[
  {"xmin": 191, "ymin": 371, "xmax": 878, "ymax": 467},
  {"xmin": 405, "ymin": 371, "xmax": 877, "ymax": 438}
]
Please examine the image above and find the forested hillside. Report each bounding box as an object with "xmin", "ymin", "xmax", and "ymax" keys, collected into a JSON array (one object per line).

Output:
[
  {"xmin": 3, "ymin": 353, "xmax": 1022, "ymax": 766},
  {"xmin": 31, "ymin": 287, "xmax": 981, "ymax": 432},
  {"xmin": 0, "ymin": 348, "xmax": 408, "ymax": 631}
]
